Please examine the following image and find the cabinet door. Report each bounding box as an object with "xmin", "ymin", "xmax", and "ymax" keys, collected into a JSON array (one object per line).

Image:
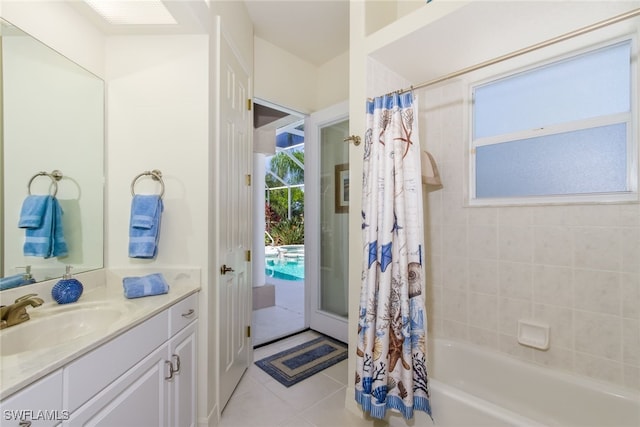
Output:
[
  {"xmin": 167, "ymin": 321, "xmax": 197, "ymax": 427},
  {"xmin": 66, "ymin": 345, "xmax": 168, "ymax": 427},
  {"xmin": 0, "ymin": 370, "xmax": 64, "ymax": 427}
]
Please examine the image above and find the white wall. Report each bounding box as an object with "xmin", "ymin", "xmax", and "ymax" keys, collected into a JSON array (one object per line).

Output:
[
  {"xmin": 254, "ymin": 36, "xmax": 349, "ymax": 115},
  {"xmin": 317, "ymin": 51, "xmax": 349, "ymax": 111},
  {"xmin": 0, "ymin": 0, "xmax": 105, "ymax": 78},
  {"xmin": 104, "ymin": 34, "xmax": 213, "ymax": 422},
  {"xmin": 254, "ymin": 36, "xmax": 317, "ymax": 114}
]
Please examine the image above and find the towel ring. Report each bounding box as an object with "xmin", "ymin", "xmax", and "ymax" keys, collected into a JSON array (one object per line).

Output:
[
  {"xmin": 130, "ymin": 169, "xmax": 165, "ymax": 198},
  {"xmin": 27, "ymin": 170, "xmax": 63, "ymax": 196}
]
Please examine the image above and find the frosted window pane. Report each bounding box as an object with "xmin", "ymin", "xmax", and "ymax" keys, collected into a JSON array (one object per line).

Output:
[
  {"xmin": 474, "ymin": 41, "xmax": 630, "ymax": 139},
  {"xmin": 476, "ymin": 123, "xmax": 627, "ymax": 198}
]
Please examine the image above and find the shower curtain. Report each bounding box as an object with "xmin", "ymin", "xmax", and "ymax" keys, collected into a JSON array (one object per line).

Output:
[{"xmin": 355, "ymin": 92, "xmax": 431, "ymax": 420}]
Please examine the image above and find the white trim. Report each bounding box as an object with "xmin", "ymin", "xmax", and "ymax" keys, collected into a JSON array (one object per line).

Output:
[{"xmin": 304, "ymin": 100, "xmax": 349, "ymax": 343}]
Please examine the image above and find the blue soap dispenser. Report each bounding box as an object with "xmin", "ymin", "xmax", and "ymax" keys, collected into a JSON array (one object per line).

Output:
[{"xmin": 52, "ymin": 265, "xmax": 83, "ymax": 304}]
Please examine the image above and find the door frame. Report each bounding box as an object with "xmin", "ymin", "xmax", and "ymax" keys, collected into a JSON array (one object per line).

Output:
[{"xmin": 304, "ymin": 100, "xmax": 349, "ymax": 343}]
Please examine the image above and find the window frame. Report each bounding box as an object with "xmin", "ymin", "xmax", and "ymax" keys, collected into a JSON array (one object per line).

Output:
[{"xmin": 467, "ymin": 35, "xmax": 638, "ymax": 207}]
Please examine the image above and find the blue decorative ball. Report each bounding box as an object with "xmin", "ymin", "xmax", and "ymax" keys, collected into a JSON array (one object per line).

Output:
[{"xmin": 51, "ymin": 279, "xmax": 83, "ymax": 304}]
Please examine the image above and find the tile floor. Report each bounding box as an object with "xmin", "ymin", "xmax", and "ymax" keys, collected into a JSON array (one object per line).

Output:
[
  {"xmin": 252, "ymin": 277, "xmax": 305, "ymax": 346},
  {"xmin": 219, "ymin": 330, "xmax": 383, "ymax": 427}
]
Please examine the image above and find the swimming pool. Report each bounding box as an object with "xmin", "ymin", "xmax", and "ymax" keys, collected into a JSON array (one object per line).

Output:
[{"xmin": 265, "ymin": 245, "xmax": 305, "ymax": 281}]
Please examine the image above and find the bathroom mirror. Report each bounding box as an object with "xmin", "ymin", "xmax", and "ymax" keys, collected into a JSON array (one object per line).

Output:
[{"xmin": 0, "ymin": 18, "xmax": 104, "ymax": 285}]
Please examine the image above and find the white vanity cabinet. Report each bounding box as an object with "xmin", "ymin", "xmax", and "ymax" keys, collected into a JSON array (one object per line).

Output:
[
  {"xmin": 0, "ymin": 369, "xmax": 64, "ymax": 427},
  {"xmin": 65, "ymin": 292, "xmax": 198, "ymax": 427},
  {"xmin": 0, "ymin": 292, "xmax": 198, "ymax": 427}
]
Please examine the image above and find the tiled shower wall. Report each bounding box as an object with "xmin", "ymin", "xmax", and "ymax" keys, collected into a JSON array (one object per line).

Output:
[{"xmin": 420, "ymin": 80, "xmax": 640, "ymax": 391}]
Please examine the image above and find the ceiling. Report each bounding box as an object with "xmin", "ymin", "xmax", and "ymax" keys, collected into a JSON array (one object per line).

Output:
[
  {"xmin": 69, "ymin": 0, "xmax": 349, "ymax": 126},
  {"xmin": 244, "ymin": 0, "xmax": 349, "ymax": 66},
  {"xmin": 71, "ymin": 0, "xmax": 349, "ymax": 67}
]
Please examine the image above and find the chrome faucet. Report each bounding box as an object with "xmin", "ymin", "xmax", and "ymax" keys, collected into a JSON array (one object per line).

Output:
[{"xmin": 0, "ymin": 293, "xmax": 44, "ymax": 329}]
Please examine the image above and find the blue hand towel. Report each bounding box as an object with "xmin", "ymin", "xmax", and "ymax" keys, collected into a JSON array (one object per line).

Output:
[
  {"xmin": 128, "ymin": 195, "xmax": 163, "ymax": 259},
  {"xmin": 0, "ymin": 274, "xmax": 28, "ymax": 291},
  {"xmin": 18, "ymin": 195, "xmax": 49, "ymax": 228},
  {"xmin": 122, "ymin": 273, "xmax": 170, "ymax": 299},
  {"xmin": 20, "ymin": 196, "xmax": 68, "ymax": 258},
  {"xmin": 130, "ymin": 195, "xmax": 160, "ymax": 229}
]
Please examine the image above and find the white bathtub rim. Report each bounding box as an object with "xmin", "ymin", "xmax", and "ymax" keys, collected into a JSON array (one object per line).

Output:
[
  {"xmin": 429, "ymin": 338, "xmax": 640, "ymax": 403},
  {"xmin": 429, "ymin": 378, "xmax": 548, "ymax": 427}
]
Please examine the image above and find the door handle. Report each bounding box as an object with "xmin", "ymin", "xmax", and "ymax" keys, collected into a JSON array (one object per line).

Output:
[{"xmin": 220, "ymin": 264, "xmax": 235, "ymax": 275}]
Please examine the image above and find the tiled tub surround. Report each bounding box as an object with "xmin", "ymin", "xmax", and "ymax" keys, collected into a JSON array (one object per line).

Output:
[
  {"xmin": 0, "ymin": 268, "xmax": 200, "ymax": 399},
  {"xmin": 421, "ymin": 81, "xmax": 640, "ymax": 392}
]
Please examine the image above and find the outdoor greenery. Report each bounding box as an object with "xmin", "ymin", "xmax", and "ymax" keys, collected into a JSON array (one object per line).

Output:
[{"xmin": 265, "ymin": 151, "xmax": 305, "ymax": 245}]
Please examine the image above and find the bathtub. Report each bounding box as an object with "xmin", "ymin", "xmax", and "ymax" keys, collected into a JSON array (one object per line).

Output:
[{"xmin": 407, "ymin": 339, "xmax": 640, "ymax": 427}]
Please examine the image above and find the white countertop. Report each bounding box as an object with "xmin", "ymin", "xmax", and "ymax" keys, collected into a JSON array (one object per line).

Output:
[{"xmin": 0, "ymin": 268, "xmax": 200, "ymax": 399}]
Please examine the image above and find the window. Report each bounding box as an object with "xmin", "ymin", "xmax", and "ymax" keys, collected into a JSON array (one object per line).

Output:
[{"xmin": 470, "ymin": 38, "xmax": 636, "ymax": 205}]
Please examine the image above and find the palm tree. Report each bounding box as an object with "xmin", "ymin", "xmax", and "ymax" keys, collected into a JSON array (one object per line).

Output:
[{"xmin": 265, "ymin": 150, "xmax": 305, "ymax": 244}]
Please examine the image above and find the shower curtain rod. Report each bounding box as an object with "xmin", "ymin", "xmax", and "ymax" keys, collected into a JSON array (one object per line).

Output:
[{"xmin": 393, "ymin": 7, "xmax": 640, "ymax": 95}]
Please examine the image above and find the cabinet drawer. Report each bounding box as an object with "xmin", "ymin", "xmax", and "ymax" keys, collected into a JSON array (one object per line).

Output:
[
  {"xmin": 0, "ymin": 370, "xmax": 64, "ymax": 427},
  {"xmin": 64, "ymin": 310, "xmax": 168, "ymax": 413},
  {"xmin": 169, "ymin": 293, "xmax": 198, "ymax": 336}
]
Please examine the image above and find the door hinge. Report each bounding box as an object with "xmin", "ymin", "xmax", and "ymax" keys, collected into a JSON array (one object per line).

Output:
[
  {"xmin": 245, "ymin": 250, "xmax": 251, "ymax": 262},
  {"xmin": 247, "ymin": 98, "xmax": 252, "ymax": 111},
  {"xmin": 246, "ymin": 325, "xmax": 251, "ymax": 338},
  {"xmin": 245, "ymin": 174, "xmax": 251, "ymax": 186}
]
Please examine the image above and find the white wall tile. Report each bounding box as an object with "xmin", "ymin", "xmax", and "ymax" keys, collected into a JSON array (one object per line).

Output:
[
  {"xmin": 499, "ymin": 334, "xmax": 534, "ymax": 362},
  {"xmin": 533, "ymin": 345, "xmax": 574, "ymax": 372},
  {"xmin": 622, "ymin": 273, "xmax": 640, "ymax": 320},
  {"xmin": 498, "ymin": 297, "xmax": 532, "ymax": 336},
  {"xmin": 468, "ymin": 225, "xmax": 498, "ymax": 260},
  {"xmin": 621, "ymin": 228, "xmax": 640, "ymax": 274},
  {"xmin": 623, "ymin": 318, "xmax": 640, "ymax": 366},
  {"xmin": 442, "ymin": 256, "xmax": 468, "ymax": 291},
  {"xmin": 468, "ymin": 292, "xmax": 498, "ymax": 331},
  {"xmin": 574, "ymin": 311, "xmax": 622, "ymax": 361},
  {"xmin": 499, "ymin": 206, "xmax": 534, "ymax": 226},
  {"xmin": 468, "ymin": 326, "xmax": 499, "ymax": 349},
  {"xmin": 573, "ymin": 269, "xmax": 621, "ymax": 315},
  {"xmin": 499, "ymin": 226, "xmax": 533, "ymax": 263},
  {"xmin": 469, "ymin": 259, "xmax": 498, "ymax": 295},
  {"xmin": 499, "ymin": 261, "xmax": 533, "ymax": 301},
  {"xmin": 533, "ymin": 265, "xmax": 572, "ymax": 308},
  {"xmin": 573, "ymin": 227, "xmax": 621, "ymax": 271},
  {"xmin": 534, "ymin": 226, "xmax": 573, "ymax": 266},
  {"xmin": 533, "ymin": 303, "xmax": 573, "ymax": 349},
  {"xmin": 442, "ymin": 289, "xmax": 468, "ymax": 323}
]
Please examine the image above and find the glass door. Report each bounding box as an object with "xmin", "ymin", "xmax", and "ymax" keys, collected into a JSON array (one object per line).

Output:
[{"xmin": 305, "ymin": 101, "xmax": 349, "ymax": 342}]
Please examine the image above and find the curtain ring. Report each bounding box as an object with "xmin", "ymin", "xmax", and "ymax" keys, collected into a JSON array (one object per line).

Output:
[
  {"xmin": 130, "ymin": 169, "xmax": 165, "ymax": 198},
  {"xmin": 27, "ymin": 170, "xmax": 62, "ymax": 196}
]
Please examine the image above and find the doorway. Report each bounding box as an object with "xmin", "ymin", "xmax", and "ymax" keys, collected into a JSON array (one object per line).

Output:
[
  {"xmin": 251, "ymin": 100, "xmax": 349, "ymax": 346},
  {"xmin": 252, "ymin": 100, "xmax": 307, "ymax": 346}
]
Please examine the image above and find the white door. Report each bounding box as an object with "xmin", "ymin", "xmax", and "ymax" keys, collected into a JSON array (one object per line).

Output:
[
  {"xmin": 217, "ymin": 30, "xmax": 252, "ymax": 411},
  {"xmin": 305, "ymin": 101, "xmax": 349, "ymax": 343}
]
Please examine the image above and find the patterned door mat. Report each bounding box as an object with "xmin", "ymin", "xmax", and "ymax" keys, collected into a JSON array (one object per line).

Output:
[{"xmin": 255, "ymin": 335, "xmax": 348, "ymax": 387}]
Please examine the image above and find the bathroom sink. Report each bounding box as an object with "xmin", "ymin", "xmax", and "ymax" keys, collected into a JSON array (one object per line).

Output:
[{"xmin": 0, "ymin": 302, "xmax": 132, "ymax": 356}]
